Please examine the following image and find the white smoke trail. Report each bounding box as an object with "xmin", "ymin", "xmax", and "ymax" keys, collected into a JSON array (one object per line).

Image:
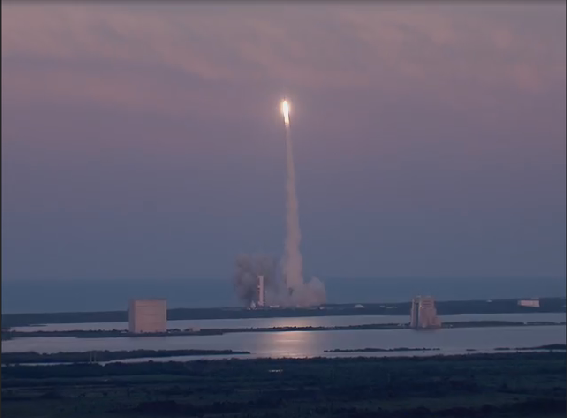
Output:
[
  {"xmin": 284, "ymin": 123, "xmax": 304, "ymax": 295},
  {"xmin": 232, "ymin": 100, "xmax": 325, "ymax": 308},
  {"xmin": 282, "ymin": 121, "xmax": 326, "ymax": 307}
]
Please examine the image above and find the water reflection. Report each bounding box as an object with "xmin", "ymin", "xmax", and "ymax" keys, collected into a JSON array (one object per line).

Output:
[
  {"xmin": 256, "ymin": 331, "xmax": 320, "ymax": 358},
  {"xmin": 3, "ymin": 326, "xmax": 564, "ymax": 358}
]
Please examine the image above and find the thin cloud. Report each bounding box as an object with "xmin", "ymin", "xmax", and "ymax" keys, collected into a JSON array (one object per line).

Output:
[{"xmin": 2, "ymin": 3, "xmax": 565, "ymax": 117}]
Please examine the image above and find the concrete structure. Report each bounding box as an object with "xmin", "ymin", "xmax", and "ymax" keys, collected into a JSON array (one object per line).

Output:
[
  {"xmin": 518, "ymin": 299, "xmax": 540, "ymax": 308},
  {"xmin": 410, "ymin": 296, "xmax": 441, "ymax": 329},
  {"xmin": 128, "ymin": 299, "xmax": 167, "ymax": 333},
  {"xmin": 257, "ymin": 275, "xmax": 265, "ymax": 307}
]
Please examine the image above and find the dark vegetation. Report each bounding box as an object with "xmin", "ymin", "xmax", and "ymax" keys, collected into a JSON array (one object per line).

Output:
[
  {"xmin": 2, "ymin": 328, "xmax": 224, "ymax": 341},
  {"xmin": 3, "ymin": 344, "xmax": 565, "ymax": 366},
  {"xmin": 494, "ymin": 344, "xmax": 566, "ymax": 352},
  {"xmin": 1, "ymin": 350, "xmax": 250, "ymax": 365},
  {"xmin": 1, "ymin": 352, "xmax": 565, "ymax": 418},
  {"xmin": 2, "ymin": 297, "xmax": 565, "ymax": 328},
  {"xmin": 325, "ymin": 347, "xmax": 441, "ymax": 353},
  {"xmin": 3, "ymin": 320, "xmax": 565, "ymax": 341}
]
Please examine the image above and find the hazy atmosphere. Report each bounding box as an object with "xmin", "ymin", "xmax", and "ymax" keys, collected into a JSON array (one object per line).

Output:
[
  {"xmin": 2, "ymin": 3, "xmax": 566, "ymax": 285},
  {"xmin": 2, "ymin": 6, "xmax": 566, "ymax": 418}
]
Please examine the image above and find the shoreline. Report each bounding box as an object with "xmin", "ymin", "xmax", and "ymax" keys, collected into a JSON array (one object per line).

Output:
[
  {"xmin": 3, "ymin": 297, "xmax": 565, "ymax": 328},
  {"xmin": 327, "ymin": 344, "xmax": 566, "ymax": 353},
  {"xmin": 3, "ymin": 320, "xmax": 565, "ymax": 341},
  {"xmin": 1, "ymin": 349, "xmax": 251, "ymax": 365},
  {"xmin": 1, "ymin": 344, "xmax": 567, "ymax": 369}
]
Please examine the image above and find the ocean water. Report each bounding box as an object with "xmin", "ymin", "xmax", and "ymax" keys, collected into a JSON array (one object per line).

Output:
[{"xmin": 2, "ymin": 276, "xmax": 565, "ymax": 314}]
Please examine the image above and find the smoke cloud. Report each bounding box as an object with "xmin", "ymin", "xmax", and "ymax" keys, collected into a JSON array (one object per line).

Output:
[
  {"xmin": 232, "ymin": 104, "xmax": 326, "ymax": 308},
  {"xmin": 282, "ymin": 124, "xmax": 326, "ymax": 307},
  {"xmin": 233, "ymin": 254, "xmax": 278, "ymax": 306},
  {"xmin": 284, "ymin": 125, "xmax": 303, "ymax": 293},
  {"xmin": 232, "ymin": 254, "xmax": 326, "ymax": 307}
]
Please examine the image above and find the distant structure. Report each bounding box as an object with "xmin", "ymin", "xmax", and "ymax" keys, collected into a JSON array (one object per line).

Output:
[
  {"xmin": 249, "ymin": 276, "xmax": 266, "ymax": 309},
  {"xmin": 257, "ymin": 275, "xmax": 265, "ymax": 307},
  {"xmin": 518, "ymin": 299, "xmax": 540, "ymax": 308},
  {"xmin": 128, "ymin": 299, "xmax": 167, "ymax": 333},
  {"xmin": 410, "ymin": 296, "xmax": 441, "ymax": 329}
]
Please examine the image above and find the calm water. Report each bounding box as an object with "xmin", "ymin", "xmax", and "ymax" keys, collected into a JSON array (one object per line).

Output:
[
  {"xmin": 14, "ymin": 312, "xmax": 567, "ymax": 332},
  {"xmin": 3, "ymin": 325, "xmax": 565, "ymax": 359}
]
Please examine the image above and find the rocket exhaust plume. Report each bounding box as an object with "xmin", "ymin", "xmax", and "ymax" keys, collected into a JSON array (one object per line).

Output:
[
  {"xmin": 231, "ymin": 99, "xmax": 326, "ymax": 308},
  {"xmin": 283, "ymin": 105, "xmax": 302, "ymax": 294},
  {"xmin": 233, "ymin": 254, "xmax": 278, "ymax": 306},
  {"xmin": 281, "ymin": 98, "xmax": 326, "ymax": 307}
]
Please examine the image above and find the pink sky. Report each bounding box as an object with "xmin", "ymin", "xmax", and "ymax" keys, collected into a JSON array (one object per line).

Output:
[{"xmin": 2, "ymin": 3, "xmax": 566, "ymax": 281}]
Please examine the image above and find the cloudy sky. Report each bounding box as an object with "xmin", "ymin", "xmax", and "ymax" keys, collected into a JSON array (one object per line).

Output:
[{"xmin": 2, "ymin": 3, "xmax": 566, "ymax": 282}]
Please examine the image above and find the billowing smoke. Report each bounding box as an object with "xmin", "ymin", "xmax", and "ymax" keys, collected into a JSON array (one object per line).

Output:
[
  {"xmin": 233, "ymin": 254, "xmax": 325, "ymax": 307},
  {"xmin": 233, "ymin": 254, "xmax": 278, "ymax": 306},
  {"xmin": 294, "ymin": 276, "xmax": 327, "ymax": 306},
  {"xmin": 232, "ymin": 101, "xmax": 326, "ymax": 308}
]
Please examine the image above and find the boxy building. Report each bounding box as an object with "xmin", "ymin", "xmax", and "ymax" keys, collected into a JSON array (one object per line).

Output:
[
  {"xmin": 410, "ymin": 296, "xmax": 441, "ymax": 329},
  {"xmin": 128, "ymin": 299, "xmax": 167, "ymax": 333},
  {"xmin": 518, "ymin": 299, "xmax": 540, "ymax": 308}
]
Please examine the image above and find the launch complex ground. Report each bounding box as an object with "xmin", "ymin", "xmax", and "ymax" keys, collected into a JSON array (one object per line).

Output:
[
  {"xmin": 2, "ymin": 297, "xmax": 565, "ymax": 329},
  {"xmin": 3, "ymin": 319, "xmax": 565, "ymax": 341}
]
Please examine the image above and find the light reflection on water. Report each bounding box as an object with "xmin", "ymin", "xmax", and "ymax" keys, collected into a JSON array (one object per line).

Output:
[{"xmin": 3, "ymin": 325, "xmax": 565, "ymax": 359}]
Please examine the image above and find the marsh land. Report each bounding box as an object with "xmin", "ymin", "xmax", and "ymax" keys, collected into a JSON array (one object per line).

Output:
[{"xmin": 2, "ymin": 352, "xmax": 565, "ymax": 418}]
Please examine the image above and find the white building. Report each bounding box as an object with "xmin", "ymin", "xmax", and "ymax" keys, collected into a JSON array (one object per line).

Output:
[
  {"xmin": 410, "ymin": 296, "xmax": 441, "ymax": 329},
  {"xmin": 128, "ymin": 299, "xmax": 167, "ymax": 333},
  {"xmin": 518, "ymin": 299, "xmax": 540, "ymax": 308}
]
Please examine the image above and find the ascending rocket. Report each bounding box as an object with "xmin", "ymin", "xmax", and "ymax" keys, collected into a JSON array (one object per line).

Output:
[{"xmin": 281, "ymin": 98, "xmax": 290, "ymax": 127}]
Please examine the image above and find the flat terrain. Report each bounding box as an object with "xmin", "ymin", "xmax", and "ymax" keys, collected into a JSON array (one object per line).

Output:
[
  {"xmin": 2, "ymin": 297, "xmax": 565, "ymax": 328},
  {"xmin": 2, "ymin": 352, "xmax": 565, "ymax": 418},
  {"xmin": 3, "ymin": 320, "xmax": 565, "ymax": 341}
]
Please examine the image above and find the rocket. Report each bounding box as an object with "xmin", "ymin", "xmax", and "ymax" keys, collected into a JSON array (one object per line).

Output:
[{"xmin": 281, "ymin": 98, "xmax": 290, "ymax": 127}]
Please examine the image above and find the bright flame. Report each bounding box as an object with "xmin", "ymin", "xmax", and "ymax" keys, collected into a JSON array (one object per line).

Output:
[{"xmin": 281, "ymin": 100, "xmax": 290, "ymax": 126}]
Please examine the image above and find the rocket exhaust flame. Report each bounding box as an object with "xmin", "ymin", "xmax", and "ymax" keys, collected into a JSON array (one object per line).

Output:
[{"xmin": 281, "ymin": 100, "xmax": 290, "ymax": 126}]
